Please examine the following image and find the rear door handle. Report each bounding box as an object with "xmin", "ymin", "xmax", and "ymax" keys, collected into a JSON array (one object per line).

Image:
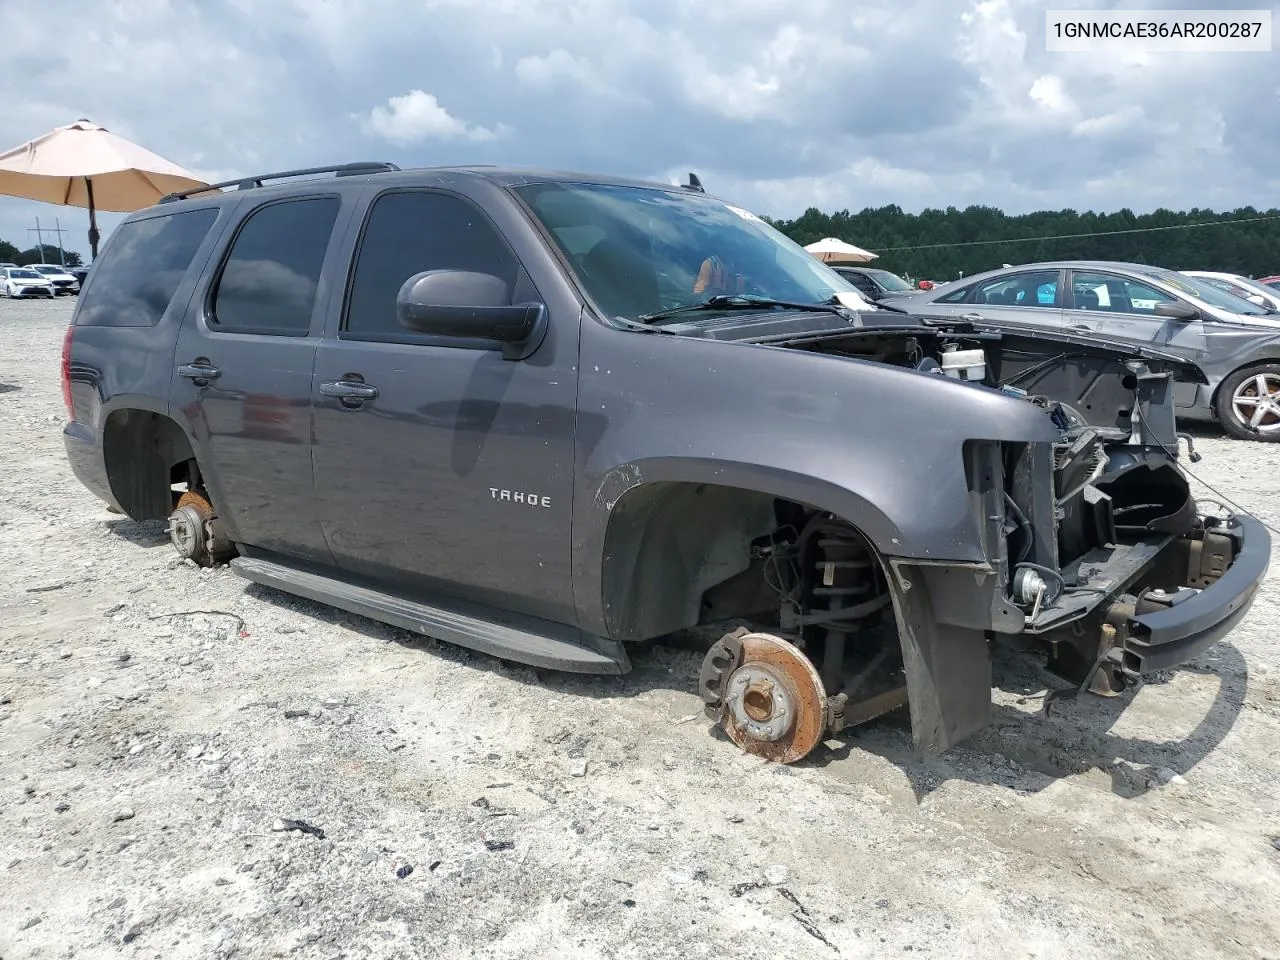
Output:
[
  {"xmin": 1068, "ymin": 324, "xmax": 1094, "ymax": 332},
  {"xmin": 178, "ymin": 362, "xmax": 221, "ymax": 381},
  {"xmin": 959, "ymin": 312, "xmax": 987, "ymax": 322},
  {"xmin": 320, "ymin": 380, "xmax": 379, "ymax": 401}
]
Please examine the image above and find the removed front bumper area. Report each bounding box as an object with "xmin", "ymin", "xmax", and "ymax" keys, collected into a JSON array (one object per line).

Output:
[
  {"xmin": 1110, "ymin": 514, "xmax": 1268, "ymax": 678},
  {"xmin": 1020, "ymin": 511, "xmax": 1270, "ymax": 697}
]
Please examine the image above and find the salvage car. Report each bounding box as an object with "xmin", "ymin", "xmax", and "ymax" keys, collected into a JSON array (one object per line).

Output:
[
  {"xmin": 27, "ymin": 263, "xmax": 81, "ymax": 295},
  {"xmin": 60, "ymin": 163, "xmax": 1269, "ymax": 764},
  {"xmin": 883, "ymin": 260, "xmax": 1280, "ymax": 442},
  {"xmin": 1, "ymin": 265, "xmax": 55, "ymax": 298}
]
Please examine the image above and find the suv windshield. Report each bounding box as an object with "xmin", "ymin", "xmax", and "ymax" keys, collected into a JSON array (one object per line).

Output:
[
  {"xmin": 1144, "ymin": 268, "xmax": 1269, "ymax": 316},
  {"xmin": 32, "ymin": 266, "xmax": 61, "ymax": 274},
  {"xmin": 513, "ymin": 181, "xmax": 850, "ymax": 322}
]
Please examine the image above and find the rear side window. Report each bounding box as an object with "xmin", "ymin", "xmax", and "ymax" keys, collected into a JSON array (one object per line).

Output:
[
  {"xmin": 211, "ymin": 197, "xmax": 340, "ymax": 336},
  {"xmin": 936, "ymin": 284, "xmax": 971, "ymax": 303},
  {"xmin": 75, "ymin": 208, "xmax": 218, "ymax": 326},
  {"xmin": 344, "ymin": 191, "xmax": 519, "ymax": 339}
]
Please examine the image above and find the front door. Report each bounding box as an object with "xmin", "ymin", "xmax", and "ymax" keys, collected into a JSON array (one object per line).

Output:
[
  {"xmin": 310, "ymin": 188, "xmax": 579, "ymax": 626},
  {"xmin": 1064, "ymin": 270, "xmax": 1208, "ymax": 409},
  {"xmin": 170, "ymin": 194, "xmax": 349, "ymax": 564}
]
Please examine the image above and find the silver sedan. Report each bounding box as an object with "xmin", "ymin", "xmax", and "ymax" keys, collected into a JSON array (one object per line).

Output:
[{"xmin": 881, "ymin": 259, "xmax": 1280, "ymax": 442}]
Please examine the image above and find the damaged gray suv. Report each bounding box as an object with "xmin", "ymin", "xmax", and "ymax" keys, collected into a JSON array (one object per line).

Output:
[{"xmin": 61, "ymin": 162, "xmax": 1270, "ymax": 764}]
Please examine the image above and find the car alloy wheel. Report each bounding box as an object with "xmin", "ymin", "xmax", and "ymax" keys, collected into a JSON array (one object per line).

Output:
[{"xmin": 1232, "ymin": 373, "xmax": 1280, "ymax": 435}]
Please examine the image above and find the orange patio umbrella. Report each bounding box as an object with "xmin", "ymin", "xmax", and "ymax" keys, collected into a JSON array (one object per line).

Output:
[{"xmin": 0, "ymin": 119, "xmax": 209, "ymax": 260}]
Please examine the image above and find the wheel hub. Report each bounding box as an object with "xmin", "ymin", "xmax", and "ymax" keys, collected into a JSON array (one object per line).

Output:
[
  {"xmin": 725, "ymin": 664, "xmax": 793, "ymax": 742},
  {"xmin": 167, "ymin": 490, "xmax": 232, "ymax": 565},
  {"xmin": 168, "ymin": 504, "xmax": 206, "ymax": 559}
]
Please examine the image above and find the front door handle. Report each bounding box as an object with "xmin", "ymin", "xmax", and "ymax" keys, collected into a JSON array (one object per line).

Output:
[
  {"xmin": 1068, "ymin": 324, "xmax": 1094, "ymax": 332},
  {"xmin": 959, "ymin": 312, "xmax": 987, "ymax": 322},
  {"xmin": 320, "ymin": 380, "xmax": 379, "ymax": 405},
  {"xmin": 178, "ymin": 361, "xmax": 221, "ymax": 382}
]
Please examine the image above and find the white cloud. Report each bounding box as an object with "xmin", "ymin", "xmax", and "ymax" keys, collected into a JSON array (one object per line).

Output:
[
  {"xmin": 360, "ymin": 90, "xmax": 511, "ymax": 144},
  {"xmin": 1028, "ymin": 75, "xmax": 1075, "ymax": 115},
  {"xmin": 1071, "ymin": 106, "xmax": 1143, "ymax": 139},
  {"xmin": 514, "ymin": 49, "xmax": 647, "ymax": 104}
]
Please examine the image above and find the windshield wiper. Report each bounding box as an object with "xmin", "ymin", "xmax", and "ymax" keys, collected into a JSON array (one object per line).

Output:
[{"xmin": 636, "ymin": 295, "xmax": 852, "ymax": 324}]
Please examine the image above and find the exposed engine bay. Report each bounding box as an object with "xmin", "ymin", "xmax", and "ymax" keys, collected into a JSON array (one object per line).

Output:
[{"xmin": 697, "ymin": 320, "xmax": 1255, "ymax": 762}]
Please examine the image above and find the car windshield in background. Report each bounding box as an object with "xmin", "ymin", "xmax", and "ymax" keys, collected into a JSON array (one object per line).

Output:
[
  {"xmin": 514, "ymin": 182, "xmax": 850, "ymax": 322},
  {"xmin": 862, "ymin": 268, "xmax": 914, "ymax": 292},
  {"xmin": 1146, "ymin": 269, "xmax": 1269, "ymax": 315},
  {"xmin": 33, "ymin": 266, "xmax": 62, "ymax": 275},
  {"xmin": 9, "ymin": 269, "xmax": 42, "ymax": 279}
]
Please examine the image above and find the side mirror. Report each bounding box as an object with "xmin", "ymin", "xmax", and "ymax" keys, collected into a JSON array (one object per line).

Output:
[
  {"xmin": 396, "ymin": 270, "xmax": 547, "ymax": 360},
  {"xmin": 1153, "ymin": 300, "xmax": 1199, "ymax": 322}
]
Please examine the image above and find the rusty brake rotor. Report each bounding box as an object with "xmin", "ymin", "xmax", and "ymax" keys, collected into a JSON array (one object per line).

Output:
[{"xmin": 701, "ymin": 631, "xmax": 828, "ymax": 764}]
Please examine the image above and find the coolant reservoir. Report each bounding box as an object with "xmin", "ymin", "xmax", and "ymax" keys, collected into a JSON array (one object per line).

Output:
[{"xmin": 940, "ymin": 347, "xmax": 987, "ymax": 381}]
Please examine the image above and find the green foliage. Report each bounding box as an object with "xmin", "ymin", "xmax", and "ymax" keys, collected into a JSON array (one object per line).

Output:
[{"xmin": 768, "ymin": 205, "xmax": 1280, "ymax": 281}]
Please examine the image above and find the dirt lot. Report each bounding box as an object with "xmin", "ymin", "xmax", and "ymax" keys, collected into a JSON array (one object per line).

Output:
[{"xmin": 1, "ymin": 298, "xmax": 1279, "ymax": 960}]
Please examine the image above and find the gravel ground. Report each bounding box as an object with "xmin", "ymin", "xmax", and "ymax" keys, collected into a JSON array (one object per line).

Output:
[{"xmin": 2, "ymin": 298, "xmax": 1279, "ymax": 960}]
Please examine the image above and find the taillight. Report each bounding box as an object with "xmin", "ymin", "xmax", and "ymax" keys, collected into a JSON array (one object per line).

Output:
[{"xmin": 60, "ymin": 323, "xmax": 75, "ymax": 420}]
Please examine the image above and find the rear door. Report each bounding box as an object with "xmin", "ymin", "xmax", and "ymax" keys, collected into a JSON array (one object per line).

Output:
[
  {"xmin": 170, "ymin": 192, "xmax": 355, "ymax": 564},
  {"xmin": 957, "ymin": 268, "xmax": 1065, "ymax": 332}
]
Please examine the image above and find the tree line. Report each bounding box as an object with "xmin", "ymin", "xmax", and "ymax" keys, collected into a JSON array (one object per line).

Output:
[
  {"xmin": 764, "ymin": 205, "xmax": 1280, "ymax": 282},
  {"xmin": 0, "ymin": 239, "xmax": 82, "ymax": 267}
]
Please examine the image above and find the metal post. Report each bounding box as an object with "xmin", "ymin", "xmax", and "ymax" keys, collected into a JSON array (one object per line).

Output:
[{"xmin": 28, "ymin": 219, "xmax": 70, "ymax": 265}]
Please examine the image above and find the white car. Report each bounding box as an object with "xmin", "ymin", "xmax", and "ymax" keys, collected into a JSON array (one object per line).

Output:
[
  {"xmin": 1, "ymin": 266, "xmax": 56, "ymax": 298},
  {"xmin": 1182, "ymin": 270, "xmax": 1280, "ymax": 313},
  {"xmin": 26, "ymin": 263, "xmax": 81, "ymax": 296}
]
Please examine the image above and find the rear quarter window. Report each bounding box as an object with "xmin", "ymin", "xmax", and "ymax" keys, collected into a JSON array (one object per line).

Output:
[{"xmin": 75, "ymin": 207, "xmax": 219, "ymax": 327}]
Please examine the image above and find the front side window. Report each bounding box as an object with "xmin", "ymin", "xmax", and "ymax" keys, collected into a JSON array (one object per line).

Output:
[
  {"xmin": 75, "ymin": 207, "xmax": 219, "ymax": 327},
  {"xmin": 1071, "ymin": 272, "xmax": 1176, "ymax": 315},
  {"xmin": 974, "ymin": 270, "xmax": 1060, "ymax": 308},
  {"xmin": 513, "ymin": 181, "xmax": 850, "ymax": 322},
  {"xmin": 211, "ymin": 197, "xmax": 340, "ymax": 335},
  {"xmin": 344, "ymin": 191, "xmax": 520, "ymax": 339}
]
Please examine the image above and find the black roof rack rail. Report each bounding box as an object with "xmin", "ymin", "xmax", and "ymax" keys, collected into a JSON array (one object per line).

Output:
[{"xmin": 158, "ymin": 161, "xmax": 401, "ymax": 203}]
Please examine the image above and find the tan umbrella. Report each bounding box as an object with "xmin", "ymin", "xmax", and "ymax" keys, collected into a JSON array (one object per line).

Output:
[
  {"xmin": 0, "ymin": 119, "xmax": 210, "ymax": 260},
  {"xmin": 804, "ymin": 237, "xmax": 879, "ymax": 264}
]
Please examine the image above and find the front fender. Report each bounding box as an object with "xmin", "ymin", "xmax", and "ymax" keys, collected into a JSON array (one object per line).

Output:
[{"xmin": 570, "ymin": 322, "xmax": 1064, "ymax": 638}]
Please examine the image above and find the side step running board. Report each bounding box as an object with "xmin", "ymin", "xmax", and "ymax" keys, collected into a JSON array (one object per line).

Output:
[{"xmin": 230, "ymin": 556, "xmax": 630, "ymax": 675}]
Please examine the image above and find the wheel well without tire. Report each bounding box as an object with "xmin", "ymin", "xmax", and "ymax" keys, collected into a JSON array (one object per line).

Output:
[
  {"xmin": 600, "ymin": 481, "xmax": 884, "ymax": 643},
  {"xmin": 102, "ymin": 410, "xmax": 197, "ymax": 520}
]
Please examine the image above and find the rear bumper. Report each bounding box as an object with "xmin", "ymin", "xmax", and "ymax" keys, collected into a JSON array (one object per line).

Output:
[
  {"xmin": 63, "ymin": 420, "xmax": 121, "ymax": 511},
  {"xmin": 1121, "ymin": 515, "xmax": 1270, "ymax": 674}
]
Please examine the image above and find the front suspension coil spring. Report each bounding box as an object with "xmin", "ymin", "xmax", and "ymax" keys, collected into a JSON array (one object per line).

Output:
[{"xmin": 798, "ymin": 517, "xmax": 890, "ymax": 690}]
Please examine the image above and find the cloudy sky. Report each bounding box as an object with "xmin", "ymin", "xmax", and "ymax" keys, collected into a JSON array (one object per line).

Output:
[{"xmin": 1, "ymin": 0, "xmax": 1276, "ymax": 259}]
